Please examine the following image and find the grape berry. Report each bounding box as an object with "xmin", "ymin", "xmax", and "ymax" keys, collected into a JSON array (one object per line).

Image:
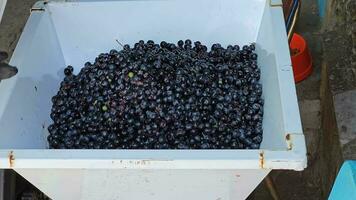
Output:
[{"xmin": 47, "ymin": 40, "xmax": 263, "ymax": 149}]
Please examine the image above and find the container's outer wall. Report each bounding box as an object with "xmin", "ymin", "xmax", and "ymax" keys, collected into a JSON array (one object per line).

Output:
[{"xmin": 15, "ymin": 168, "xmax": 271, "ymax": 200}]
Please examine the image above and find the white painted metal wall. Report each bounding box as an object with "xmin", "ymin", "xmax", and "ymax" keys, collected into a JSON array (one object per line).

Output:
[{"xmin": 15, "ymin": 169, "xmax": 271, "ymax": 200}]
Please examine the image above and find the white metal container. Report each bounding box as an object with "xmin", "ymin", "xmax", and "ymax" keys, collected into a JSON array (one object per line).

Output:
[{"xmin": 0, "ymin": 0, "xmax": 306, "ymax": 199}]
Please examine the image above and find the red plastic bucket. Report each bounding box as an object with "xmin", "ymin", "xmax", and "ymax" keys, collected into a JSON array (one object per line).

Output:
[{"xmin": 290, "ymin": 33, "xmax": 313, "ymax": 83}]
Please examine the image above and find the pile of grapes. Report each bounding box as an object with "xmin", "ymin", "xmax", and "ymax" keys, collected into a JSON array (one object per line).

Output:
[{"xmin": 47, "ymin": 40, "xmax": 263, "ymax": 149}]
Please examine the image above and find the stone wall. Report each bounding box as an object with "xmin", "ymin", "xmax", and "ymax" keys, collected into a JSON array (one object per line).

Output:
[
  {"xmin": 331, "ymin": 0, "xmax": 356, "ymax": 66},
  {"xmin": 322, "ymin": 0, "xmax": 356, "ymax": 94},
  {"xmin": 323, "ymin": 0, "xmax": 356, "ymax": 160}
]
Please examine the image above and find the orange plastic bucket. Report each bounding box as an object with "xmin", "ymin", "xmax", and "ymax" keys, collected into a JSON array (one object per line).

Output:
[{"xmin": 290, "ymin": 33, "xmax": 312, "ymax": 83}]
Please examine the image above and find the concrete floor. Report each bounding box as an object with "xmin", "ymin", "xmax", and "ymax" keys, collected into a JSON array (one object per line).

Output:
[{"xmin": 0, "ymin": 0, "xmax": 353, "ymax": 199}]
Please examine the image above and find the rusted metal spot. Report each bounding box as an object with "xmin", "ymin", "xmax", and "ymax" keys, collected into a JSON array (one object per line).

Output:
[
  {"xmin": 9, "ymin": 151, "xmax": 15, "ymax": 168},
  {"xmin": 259, "ymin": 151, "xmax": 265, "ymax": 169},
  {"xmin": 286, "ymin": 134, "xmax": 293, "ymax": 150}
]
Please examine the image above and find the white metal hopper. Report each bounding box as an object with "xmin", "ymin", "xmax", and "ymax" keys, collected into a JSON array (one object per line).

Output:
[{"xmin": 0, "ymin": 0, "xmax": 306, "ymax": 199}]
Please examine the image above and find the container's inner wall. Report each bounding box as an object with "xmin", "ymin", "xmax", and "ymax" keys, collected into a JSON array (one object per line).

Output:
[
  {"xmin": 257, "ymin": 4, "xmax": 294, "ymax": 149},
  {"xmin": 47, "ymin": 0, "xmax": 266, "ymax": 70},
  {"xmin": 0, "ymin": 12, "xmax": 65, "ymax": 148},
  {"xmin": 0, "ymin": 0, "xmax": 290, "ymax": 150}
]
